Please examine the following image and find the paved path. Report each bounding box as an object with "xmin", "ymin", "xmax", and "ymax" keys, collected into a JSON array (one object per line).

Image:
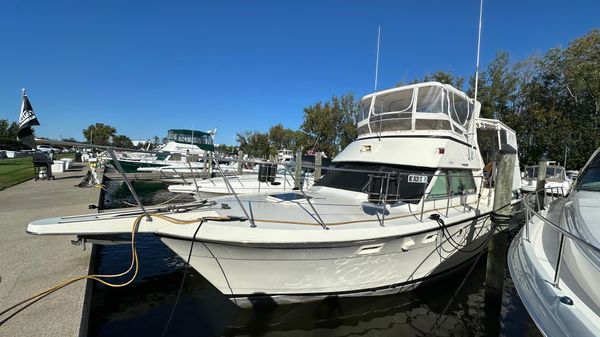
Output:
[{"xmin": 0, "ymin": 164, "xmax": 99, "ymax": 337}]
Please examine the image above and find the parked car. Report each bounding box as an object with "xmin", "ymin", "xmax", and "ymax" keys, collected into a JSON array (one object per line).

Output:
[{"xmin": 37, "ymin": 145, "xmax": 60, "ymax": 153}]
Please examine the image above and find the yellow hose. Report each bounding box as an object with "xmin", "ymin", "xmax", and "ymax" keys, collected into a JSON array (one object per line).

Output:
[{"xmin": 0, "ymin": 213, "xmax": 227, "ymax": 325}]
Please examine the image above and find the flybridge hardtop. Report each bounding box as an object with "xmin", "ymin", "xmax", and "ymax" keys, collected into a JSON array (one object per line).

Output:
[
  {"xmin": 160, "ymin": 128, "xmax": 215, "ymax": 152},
  {"xmin": 335, "ymin": 82, "xmax": 517, "ymax": 172}
]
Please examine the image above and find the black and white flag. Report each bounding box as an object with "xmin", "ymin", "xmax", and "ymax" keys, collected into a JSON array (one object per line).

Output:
[{"xmin": 17, "ymin": 90, "xmax": 40, "ymax": 149}]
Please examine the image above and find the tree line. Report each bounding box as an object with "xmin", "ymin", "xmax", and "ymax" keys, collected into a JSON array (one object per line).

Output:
[
  {"xmin": 237, "ymin": 29, "xmax": 600, "ymax": 169},
  {"xmin": 236, "ymin": 93, "xmax": 359, "ymax": 159}
]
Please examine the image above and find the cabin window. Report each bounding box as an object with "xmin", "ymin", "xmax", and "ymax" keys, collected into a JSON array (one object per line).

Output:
[
  {"xmin": 577, "ymin": 152, "xmax": 600, "ymax": 191},
  {"xmin": 415, "ymin": 119, "xmax": 452, "ymax": 130},
  {"xmin": 372, "ymin": 89, "xmax": 414, "ymax": 115},
  {"xmin": 416, "ymin": 86, "xmax": 444, "ymax": 113},
  {"xmin": 357, "ymin": 123, "xmax": 370, "ymax": 135},
  {"xmin": 360, "ymin": 99, "xmax": 372, "ymax": 121},
  {"xmin": 314, "ymin": 162, "xmax": 436, "ymax": 204},
  {"xmin": 450, "ymin": 93, "xmax": 472, "ymax": 126},
  {"xmin": 370, "ymin": 113, "xmax": 412, "ymax": 132},
  {"xmin": 427, "ymin": 170, "xmax": 477, "ymax": 199},
  {"xmin": 449, "ymin": 169, "xmax": 477, "ymax": 195}
]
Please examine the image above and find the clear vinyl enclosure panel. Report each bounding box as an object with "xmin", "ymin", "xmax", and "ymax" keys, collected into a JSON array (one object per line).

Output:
[{"xmin": 357, "ymin": 84, "xmax": 475, "ymax": 136}]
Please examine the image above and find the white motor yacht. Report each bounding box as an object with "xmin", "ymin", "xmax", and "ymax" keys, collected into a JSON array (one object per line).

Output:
[
  {"xmin": 27, "ymin": 82, "xmax": 519, "ymax": 307},
  {"xmin": 508, "ymin": 148, "xmax": 600, "ymax": 337},
  {"xmin": 521, "ymin": 162, "xmax": 572, "ymax": 196},
  {"xmin": 107, "ymin": 129, "xmax": 216, "ymax": 173}
]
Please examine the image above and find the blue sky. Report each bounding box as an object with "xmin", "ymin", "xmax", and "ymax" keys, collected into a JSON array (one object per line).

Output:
[{"xmin": 0, "ymin": 0, "xmax": 598, "ymax": 145}]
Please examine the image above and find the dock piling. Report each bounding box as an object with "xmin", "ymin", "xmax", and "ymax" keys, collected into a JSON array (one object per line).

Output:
[
  {"xmin": 237, "ymin": 150, "xmax": 244, "ymax": 175},
  {"xmin": 536, "ymin": 158, "xmax": 548, "ymax": 209},
  {"xmin": 294, "ymin": 150, "xmax": 302, "ymax": 189},
  {"xmin": 314, "ymin": 152, "xmax": 322, "ymax": 181},
  {"xmin": 484, "ymin": 145, "xmax": 516, "ymax": 335}
]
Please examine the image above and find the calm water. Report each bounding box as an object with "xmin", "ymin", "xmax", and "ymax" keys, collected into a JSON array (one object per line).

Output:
[{"xmin": 87, "ymin": 180, "xmax": 542, "ymax": 337}]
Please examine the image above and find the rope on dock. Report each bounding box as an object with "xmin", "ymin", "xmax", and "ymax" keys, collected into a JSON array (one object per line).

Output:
[{"xmin": 0, "ymin": 212, "xmax": 240, "ymax": 327}]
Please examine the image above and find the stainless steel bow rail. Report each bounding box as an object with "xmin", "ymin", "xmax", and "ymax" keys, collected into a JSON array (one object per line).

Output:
[{"xmin": 523, "ymin": 187, "xmax": 600, "ymax": 289}]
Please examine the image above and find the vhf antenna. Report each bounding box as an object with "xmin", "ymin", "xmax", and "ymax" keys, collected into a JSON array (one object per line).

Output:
[
  {"xmin": 374, "ymin": 25, "xmax": 381, "ymax": 91},
  {"xmin": 474, "ymin": 0, "xmax": 483, "ymax": 101}
]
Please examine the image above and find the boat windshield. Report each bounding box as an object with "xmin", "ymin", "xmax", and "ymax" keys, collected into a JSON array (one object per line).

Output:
[
  {"xmin": 314, "ymin": 162, "xmax": 436, "ymax": 204},
  {"xmin": 524, "ymin": 165, "xmax": 565, "ymax": 181},
  {"xmin": 576, "ymin": 153, "xmax": 600, "ymax": 191},
  {"xmin": 167, "ymin": 129, "xmax": 213, "ymax": 145},
  {"xmin": 357, "ymin": 84, "xmax": 474, "ymax": 137}
]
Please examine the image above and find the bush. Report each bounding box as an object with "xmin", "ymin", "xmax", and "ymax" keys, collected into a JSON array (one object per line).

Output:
[{"xmin": 0, "ymin": 137, "xmax": 28, "ymax": 151}]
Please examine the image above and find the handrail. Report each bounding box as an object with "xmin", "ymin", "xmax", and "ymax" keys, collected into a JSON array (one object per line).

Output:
[
  {"xmin": 522, "ymin": 187, "xmax": 600, "ymax": 288},
  {"xmin": 523, "ymin": 187, "xmax": 600, "ymax": 254}
]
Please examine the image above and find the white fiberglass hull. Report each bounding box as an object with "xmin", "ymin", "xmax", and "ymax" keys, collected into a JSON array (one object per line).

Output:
[
  {"xmin": 161, "ymin": 214, "xmax": 490, "ymax": 307},
  {"xmin": 27, "ymin": 190, "xmax": 492, "ymax": 307},
  {"xmin": 508, "ymin": 198, "xmax": 600, "ymax": 337}
]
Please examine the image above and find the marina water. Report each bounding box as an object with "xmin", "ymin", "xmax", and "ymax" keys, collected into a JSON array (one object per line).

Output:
[{"xmin": 86, "ymin": 179, "xmax": 542, "ymax": 337}]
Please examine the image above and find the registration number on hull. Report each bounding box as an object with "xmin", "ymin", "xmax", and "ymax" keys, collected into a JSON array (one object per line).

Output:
[{"xmin": 408, "ymin": 175, "xmax": 428, "ymax": 183}]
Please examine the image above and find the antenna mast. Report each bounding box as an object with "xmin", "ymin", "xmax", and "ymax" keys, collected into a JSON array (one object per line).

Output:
[
  {"xmin": 374, "ymin": 25, "xmax": 381, "ymax": 91},
  {"xmin": 474, "ymin": 0, "xmax": 483, "ymax": 101}
]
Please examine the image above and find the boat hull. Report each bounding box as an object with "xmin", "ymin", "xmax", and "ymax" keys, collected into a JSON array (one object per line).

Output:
[
  {"xmin": 109, "ymin": 159, "xmax": 169, "ymax": 173},
  {"xmin": 161, "ymin": 215, "xmax": 490, "ymax": 307}
]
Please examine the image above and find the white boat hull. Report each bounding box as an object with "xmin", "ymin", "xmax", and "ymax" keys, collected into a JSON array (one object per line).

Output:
[{"xmin": 161, "ymin": 215, "xmax": 490, "ymax": 307}]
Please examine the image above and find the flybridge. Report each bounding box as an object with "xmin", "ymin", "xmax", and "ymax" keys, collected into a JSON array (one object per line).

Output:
[
  {"xmin": 357, "ymin": 82, "xmax": 480, "ymax": 138},
  {"xmin": 165, "ymin": 129, "xmax": 215, "ymax": 152}
]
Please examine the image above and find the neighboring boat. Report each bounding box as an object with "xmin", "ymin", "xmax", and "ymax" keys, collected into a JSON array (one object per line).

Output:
[
  {"xmin": 108, "ymin": 129, "xmax": 216, "ymax": 173},
  {"xmin": 277, "ymin": 149, "xmax": 294, "ymax": 163},
  {"xmin": 27, "ymin": 82, "xmax": 519, "ymax": 307},
  {"xmin": 167, "ymin": 165, "xmax": 312, "ymax": 200},
  {"xmin": 521, "ymin": 162, "xmax": 572, "ymax": 196},
  {"xmin": 566, "ymin": 169, "xmax": 580, "ymax": 180},
  {"xmin": 508, "ymin": 148, "xmax": 600, "ymax": 337}
]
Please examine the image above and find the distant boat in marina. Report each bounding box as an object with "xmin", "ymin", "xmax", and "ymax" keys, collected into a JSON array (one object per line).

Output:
[
  {"xmin": 509, "ymin": 148, "xmax": 600, "ymax": 337},
  {"xmin": 521, "ymin": 162, "xmax": 572, "ymax": 196},
  {"xmin": 167, "ymin": 164, "xmax": 313, "ymax": 200},
  {"xmin": 107, "ymin": 129, "xmax": 216, "ymax": 172},
  {"xmin": 27, "ymin": 82, "xmax": 521, "ymax": 307}
]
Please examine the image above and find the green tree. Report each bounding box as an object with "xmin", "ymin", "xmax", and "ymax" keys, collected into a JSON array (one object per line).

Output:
[
  {"xmin": 300, "ymin": 93, "xmax": 359, "ymax": 157},
  {"xmin": 112, "ymin": 134, "xmax": 134, "ymax": 148},
  {"xmin": 424, "ymin": 70, "xmax": 465, "ymax": 89},
  {"xmin": 236, "ymin": 130, "xmax": 270, "ymax": 158},
  {"xmin": 82, "ymin": 123, "xmax": 116, "ymax": 145},
  {"xmin": 0, "ymin": 119, "xmax": 9, "ymax": 137}
]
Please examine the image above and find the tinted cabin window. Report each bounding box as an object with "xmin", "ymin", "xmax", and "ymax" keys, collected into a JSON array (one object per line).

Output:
[
  {"xmin": 427, "ymin": 170, "xmax": 477, "ymax": 199},
  {"xmin": 577, "ymin": 152, "xmax": 600, "ymax": 191},
  {"xmin": 315, "ymin": 162, "xmax": 436, "ymax": 204}
]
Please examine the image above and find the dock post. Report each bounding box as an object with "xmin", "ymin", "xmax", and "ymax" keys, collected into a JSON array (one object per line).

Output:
[
  {"xmin": 208, "ymin": 151, "xmax": 213, "ymax": 176},
  {"xmin": 314, "ymin": 152, "xmax": 322, "ymax": 181},
  {"xmin": 294, "ymin": 150, "xmax": 302, "ymax": 189},
  {"xmin": 237, "ymin": 150, "xmax": 244, "ymax": 175},
  {"xmin": 484, "ymin": 145, "xmax": 516, "ymax": 336},
  {"xmin": 536, "ymin": 158, "xmax": 548, "ymax": 210}
]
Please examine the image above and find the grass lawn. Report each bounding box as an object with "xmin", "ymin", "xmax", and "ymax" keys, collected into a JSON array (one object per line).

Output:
[
  {"xmin": 0, "ymin": 157, "xmax": 34, "ymax": 190},
  {"xmin": 0, "ymin": 153, "xmax": 77, "ymax": 190},
  {"xmin": 55, "ymin": 153, "xmax": 76, "ymax": 160}
]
